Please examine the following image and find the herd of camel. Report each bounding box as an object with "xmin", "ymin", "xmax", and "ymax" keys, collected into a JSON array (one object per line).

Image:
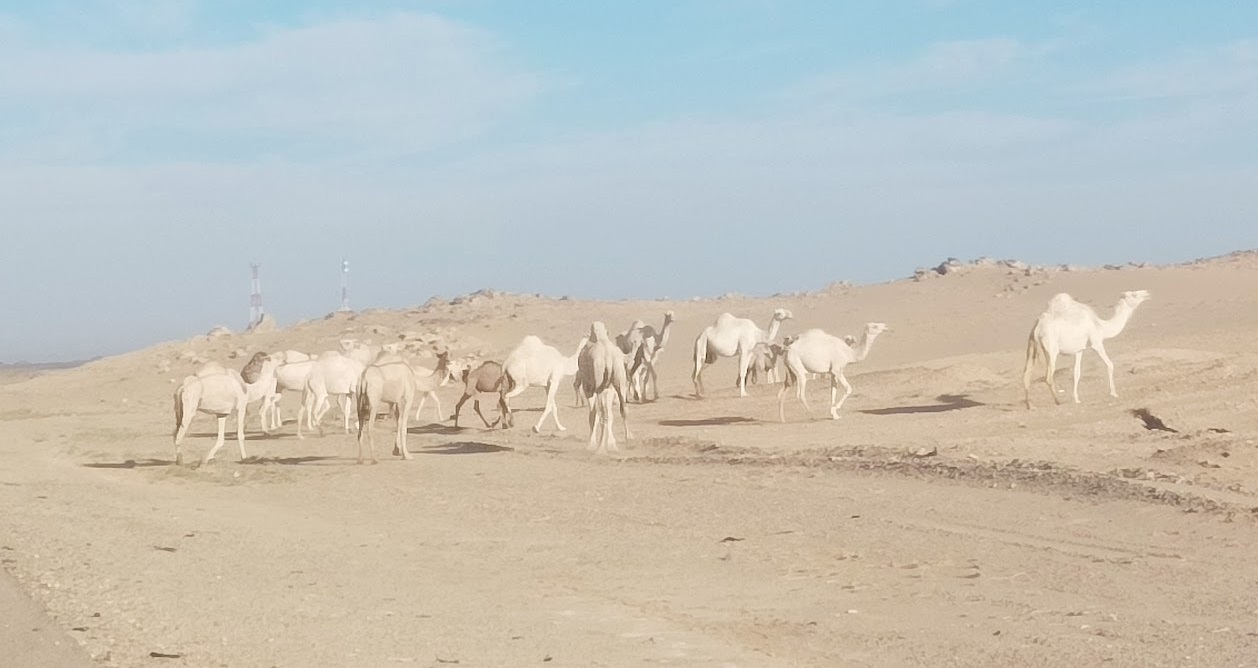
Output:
[{"xmin": 171, "ymin": 289, "xmax": 1151, "ymax": 467}]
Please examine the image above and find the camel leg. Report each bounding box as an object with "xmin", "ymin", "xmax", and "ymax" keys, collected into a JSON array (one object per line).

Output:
[
  {"xmin": 473, "ymin": 399, "xmax": 494, "ymax": 428},
  {"xmin": 452, "ymin": 393, "xmax": 471, "ymax": 428},
  {"xmin": 173, "ymin": 391, "xmax": 194, "ymax": 465},
  {"xmin": 616, "ymin": 382, "xmax": 631, "ymax": 444},
  {"xmin": 1072, "ymin": 352, "xmax": 1084, "ymax": 404},
  {"xmin": 1043, "ymin": 351, "xmax": 1062, "ymax": 405},
  {"xmin": 497, "ymin": 393, "xmax": 512, "ymax": 429},
  {"xmin": 396, "ymin": 401, "xmax": 412, "ymax": 460},
  {"xmin": 692, "ymin": 347, "xmax": 706, "ymax": 398},
  {"xmin": 413, "ymin": 394, "xmax": 427, "ymax": 421},
  {"xmin": 341, "ymin": 395, "xmax": 353, "ymax": 434},
  {"xmin": 587, "ymin": 395, "xmax": 601, "ymax": 451},
  {"xmin": 1094, "ymin": 343, "xmax": 1118, "ymax": 398},
  {"xmin": 504, "ymin": 380, "xmax": 530, "ymax": 429},
  {"xmin": 357, "ymin": 399, "xmax": 374, "ymax": 465},
  {"xmin": 647, "ymin": 360, "xmax": 660, "ymax": 401},
  {"xmin": 535, "ymin": 382, "xmax": 566, "ymax": 433},
  {"xmin": 796, "ymin": 372, "xmax": 812, "ymax": 417},
  {"xmin": 602, "ymin": 391, "xmax": 618, "ymax": 454},
  {"xmin": 832, "ymin": 371, "xmax": 854, "ymax": 417},
  {"xmin": 1022, "ymin": 343, "xmax": 1037, "ymax": 410},
  {"xmin": 235, "ymin": 403, "xmax": 247, "ymax": 461},
  {"xmin": 202, "ymin": 415, "xmax": 228, "ymax": 465},
  {"xmin": 736, "ymin": 349, "xmax": 752, "ymax": 398}
]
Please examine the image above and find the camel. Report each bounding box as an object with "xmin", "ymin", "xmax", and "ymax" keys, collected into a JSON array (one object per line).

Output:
[
  {"xmin": 297, "ymin": 352, "xmax": 365, "ymax": 438},
  {"xmin": 502, "ymin": 335, "xmax": 588, "ymax": 433},
  {"xmin": 1022, "ymin": 290, "xmax": 1151, "ymax": 409},
  {"xmin": 692, "ymin": 308, "xmax": 793, "ymax": 398},
  {"xmin": 576, "ymin": 322, "xmax": 631, "ymax": 454},
  {"xmin": 452, "ymin": 361, "xmax": 511, "ymax": 429},
  {"xmin": 239, "ymin": 352, "xmax": 281, "ymax": 433},
  {"xmin": 624, "ymin": 311, "xmax": 674, "ymax": 402},
  {"xmin": 778, "ymin": 323, "xmax": 889, "ymax": 422},
  {"xmin": 411, "ymin": 351, "xmax": 455, "ymax": 422},
  {"xmin": 339, "ymin": 339, "xmax": 380, "ymax": 366},
  {"xmin": 356, "ymin": 353, "xmax": 416, "ymax": 464},
  {"xmin": 744, "ymin": 341, "xmax": 785, "ymax": 386},
  {"xmin": 172, "ymin": 359, "xmax": 276, "ymax": 466},
  {"xmin": 261, "ymin": 356, "xmax": 316, "ymax": 432},
  {"xmin": 275, "ymin": 350, "xmax": 312, "ymax": 364}
]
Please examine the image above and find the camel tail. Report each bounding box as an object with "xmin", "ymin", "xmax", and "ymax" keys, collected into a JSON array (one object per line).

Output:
[
  {"xmin": 1021, "ymin": 324, "xmax": 1041, "ymax": 408},
  {"xmin": 173, "ymin": 389, "xmax": 184, "ymax": 437},
  {"xmin": 356, "ymin": 382, "xmax": 371, "ymax": 430},
  {"xmin": 1023, "ymin": 324, "xmax": 1040, "ymax": 371}
]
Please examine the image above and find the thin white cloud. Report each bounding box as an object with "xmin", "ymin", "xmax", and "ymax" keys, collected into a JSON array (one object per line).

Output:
[
  {"xmin": 0, "ymin": 12, "xmax": 546, "ymax": 162},
  {"xmin": 786, "ymin": 37, "xmax": 1054, "ymax": 102},
  {"xmin": 1079, "ymin": 39, "xmax": 1258, "ymax": 102}
]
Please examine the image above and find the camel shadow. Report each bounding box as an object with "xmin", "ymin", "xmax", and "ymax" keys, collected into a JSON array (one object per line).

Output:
[
  {"xmin": 190, "ymin": 431, "xmax": 287, "ymax": 440},
  {"xmin": 241, "ymin": 456, "xmax": 340, "ymax": 466},
  {"xmin": 418, "ymin": 441, "xmax": 512, "ymax": 455},
  {"xmin": 861, "ymin": 394, "xmax": 985, "ymax": 416},
  {"xmin": 659, "ymin": 416, "xmax": 759, "ymax": 427},
  {"xmin": 83, "ymin": 458, "xmax": 171, "ymax": 469},
  {"xmin": 407, "ymin": 423, "xmax": 463, "ymax": 436}
]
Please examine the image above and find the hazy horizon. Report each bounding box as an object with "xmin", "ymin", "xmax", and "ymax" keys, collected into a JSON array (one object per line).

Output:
[{"xmin": 2, "ymin": 2, "xmax": 1256, "ymax": 362}]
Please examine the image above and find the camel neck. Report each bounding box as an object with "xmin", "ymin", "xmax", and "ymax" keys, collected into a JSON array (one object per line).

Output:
[
  {"xmin": 1100, "ymin": 302, "xmax": 1135, "ymax": 339},
  {"xmin": 853, "ymin": 331, "xmax": 879, "ymax": 362},
  {"xmin": 765, "ymin": 319, "xmax": 782, "ymax": 342}
]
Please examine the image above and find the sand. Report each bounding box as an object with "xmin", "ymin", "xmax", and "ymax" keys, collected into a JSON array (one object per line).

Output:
[{"xmin": 2, "ymin": 253, "xmax": 1258, "ymax": 666}]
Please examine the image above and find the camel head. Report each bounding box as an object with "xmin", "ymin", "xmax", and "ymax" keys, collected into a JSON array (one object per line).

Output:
[
  {"xmin": 1121, "ymin": 290, "xmax": 1151, "ymax": 308},
  {"xmin": 773, "ymin": 308, "xmax": 793, "ymax": 322},
  {"xmin": 589, "ymin": 321, "xmax": 611, "ymax": 343},
  {"xmin": 864, "ymin": 322, "xmax": 890, "ymax": 339},
  {"xmin": 338, "ymin": 338, "xmax": 358, "ymax": 353}
]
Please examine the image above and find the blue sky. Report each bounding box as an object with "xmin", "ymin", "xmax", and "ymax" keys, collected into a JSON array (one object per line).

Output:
[{"xmin": 1, "ymin": 1, "xmax": 1255, "ymax": 361}]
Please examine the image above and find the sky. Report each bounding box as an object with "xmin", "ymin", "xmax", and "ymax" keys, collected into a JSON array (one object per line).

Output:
[{"xmin": 1, "ymin": 1, "xmax": 1256, "ymax": 361}]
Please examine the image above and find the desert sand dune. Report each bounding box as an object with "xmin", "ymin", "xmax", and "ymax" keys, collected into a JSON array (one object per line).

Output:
[{"xmin": 3, "ymin": 254, "xmax": 1258, "ymax": 666}]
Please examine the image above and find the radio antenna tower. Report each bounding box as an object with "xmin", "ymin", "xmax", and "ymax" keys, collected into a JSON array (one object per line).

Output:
[
  {"xmin": 338, "ymin": 257, "xmax": 351, "ymax": 312},
  {"xmin": 249, "ymin": 262, "xmax": 264, "ymax": 327}
]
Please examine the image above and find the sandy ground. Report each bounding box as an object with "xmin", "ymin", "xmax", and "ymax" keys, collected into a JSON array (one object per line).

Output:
[{"xmin": 3, "ymin": 253, "xmax": 1258, "ymax": 667}]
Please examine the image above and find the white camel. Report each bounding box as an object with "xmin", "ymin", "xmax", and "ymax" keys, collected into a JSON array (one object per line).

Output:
[
  {"xmin": 297, "ymin": 351, "xmax": 366, "ymax": 438},
  {"xmin": 356, "ymin": 353, "xmax": 416, "ymax": 464},
  {"xmin": 744, "ymin": 341, "xmax": 784, "ymax": 386},
  {"xmin": 239, "ymin": 353, "xmax": 282, "ymax": 433},
  {"xmin": 625, "ymin": 311, "xmax": 674, "ymax": 402},
  {"xmin": 411, "ymin": 351, "xmax": 456, "ymax": 422},
  {"xmin": 1022, "ymin": 290, "xmax": 1151, "ymax": 409},
  {"xmin": 340, "ymin": 338, "xmax": 380, "ymax": 366},
  {"xmin": 261, "ymin": 355, "xmax": 316, "ymax": 432},
  {"xmin": 576, "ymin": 322, "xmax": 631, "ymax": 454},
  {"xmin": 778, "ymin": 323, "xmax": 889, "ymax": 422},
  {"xmin": 692, "ymin": 308, "xmax": 793, "ymax": 398},
  {"xmin": 172, "ymin": 360, "xmax": 274, "ymax": 466},
  {"xmin": 502, "ymin": 335, "xmax": 587, "ymax": 433}
]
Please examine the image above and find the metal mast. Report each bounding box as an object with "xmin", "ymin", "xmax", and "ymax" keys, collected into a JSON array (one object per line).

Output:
[
  {"xmin": 338, "ymin": 257, "xmax": 351, "ymax": 312},
  {"xmin": 249, "ymin": 262, "xmax": 264, "ymax": 327}
]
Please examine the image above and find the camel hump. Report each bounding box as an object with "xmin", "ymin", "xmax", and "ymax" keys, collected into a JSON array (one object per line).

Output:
[
  {"xmin": 1047, "ymin": 293, "xmax": 1077, "ymax": 313},
  {"xmin": 240, "ymin": 352, "xmax": 269, "ymax": 383}
]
